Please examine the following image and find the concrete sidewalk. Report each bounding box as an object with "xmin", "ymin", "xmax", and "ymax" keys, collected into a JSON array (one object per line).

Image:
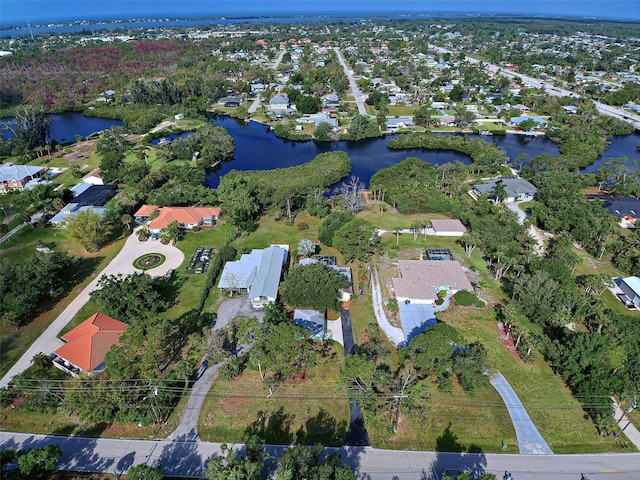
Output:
[{"xmin": 613, "ymin": 400, "xmax": 640, "ymax": 449}]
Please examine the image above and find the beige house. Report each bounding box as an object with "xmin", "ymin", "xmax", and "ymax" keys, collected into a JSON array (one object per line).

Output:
[{"xmin": 392, "ymin": 260, "xmax": 473, "ymax": 305}]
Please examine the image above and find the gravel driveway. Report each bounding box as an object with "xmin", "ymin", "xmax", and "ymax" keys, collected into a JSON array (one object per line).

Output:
[{"xmin": 0, "ymin": 234, "xmax": 184, "ymax": 387}]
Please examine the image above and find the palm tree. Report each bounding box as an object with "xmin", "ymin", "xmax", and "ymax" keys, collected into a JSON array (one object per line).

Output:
[{"xmin": 159, "ymin": 220, "xmax": 181, "ymax": 245}]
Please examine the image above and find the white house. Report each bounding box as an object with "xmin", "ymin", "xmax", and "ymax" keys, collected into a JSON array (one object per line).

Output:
[
  {"xmin": 431, "ymin": 219, "xmax": 466, "ymax": 236},
  {"xmin": 620, "ymin": 276, "xmax": 640, "ymax": 309},
  {"xmin": 218, "ymin": 245, "xmax": 289, "ymax": 309}
]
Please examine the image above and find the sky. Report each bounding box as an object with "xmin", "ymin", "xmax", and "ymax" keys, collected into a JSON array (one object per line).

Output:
[{"xmin": 1, "ymin": 0, "xmax": 639, "ymax": 25}]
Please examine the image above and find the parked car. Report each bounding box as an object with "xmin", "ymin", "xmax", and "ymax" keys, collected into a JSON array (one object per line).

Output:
[
  {"xmin": 164, "ymin": 269, "xmax": 174, "ymax": 281},
  {"xmin": 151, "ymin": 233, "xmax": 159, "ymax": 241}
]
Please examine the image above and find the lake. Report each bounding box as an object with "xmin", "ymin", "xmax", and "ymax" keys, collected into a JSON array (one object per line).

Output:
[
  {"xmin": 206, "ymin": 115, "xmax": 640, "ymax": 187},
  {"xmin": 3, "ymin": 111, "xmax": 639, "ymax": 186},
  {"xmin": 1, "ymin": 111, "xmax": 123, "ymax": 144}
]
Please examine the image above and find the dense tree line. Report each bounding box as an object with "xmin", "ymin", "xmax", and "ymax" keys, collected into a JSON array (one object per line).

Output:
[
  {"xmin": 0, "ymin": 252, "xmax": 75, "ymax": 328},
  {"xmin": 387, "ymin": 133, "xmax": 508, "ymax": 173}
]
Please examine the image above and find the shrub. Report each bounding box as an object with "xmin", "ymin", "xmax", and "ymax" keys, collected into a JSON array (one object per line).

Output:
[
  {"xmin": 219, "ymin": 356, "xmax": 245, "ymax": 381},
  {"xmin": 454, "ymin": 290, "xmax": 479, "ymax": 307},
  {"xmin": 387, "ymin": 298, "xmax": 399, "ymax": 312},
  {"xmin": 297, "ymin": 222, "xmax": 309, "ymax": 231}
]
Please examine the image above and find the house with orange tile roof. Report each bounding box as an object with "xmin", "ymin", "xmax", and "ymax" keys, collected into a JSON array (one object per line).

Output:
[
  {"xmin": 134, "ymin": 205, "xmax": 221, "ymax": 232},
  {"xmin": 52, "ymin": 312, "xmax": 126, "ymax": 377}
]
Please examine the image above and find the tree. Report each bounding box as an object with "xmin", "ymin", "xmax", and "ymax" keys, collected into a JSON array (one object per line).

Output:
[
  {"xmin": 333, "ymin": 218, "xmax": 378, "ymax": 262},
  {"xmin": 126, "ymin": 464, "xmax": 165, "ymax": 480},
  {"xmin": 1, "ymin": 105, "xmax": 51, "ymax": 159},
  {"xmin": 339, "ymin": 176, "xmax": 365, "ymax": 214},
  {"xmin": 491, "ymin": 180, "xmax": 508, "ymax": 203},
  {"xmin": 298, "ymin": 238, "xmax": 316, "ymax": 258},
  {"xmin": 276, "ymin": 444, "xmax": 357, "ymax": 480},
  {"xmin": 90, "ymin": 272, "xmax": 169, "ymax": 324},
  {"xmin": 217, "ymin": 174, "xmax": 261, "ymax": 231},
  {"xmin": 305, "ymin": 189, "xmax": 330, "ymax": 217},
  {"xmin": 295, "ymin": 95, "xmax": 322, "ymax": 114},
  {"xmin": 281, "ymin": 262, "xmax": 349, "ymax": 311},
  {"xmin": 413, "ymin": 104, "xmax": 433, "ymax": 128},
  {"xmin": 319, "ymin": 210, "xmax": 354, "ymax": 246},
  {"xmin": 16, "ymin": 444, "xmax": 62, "ymax": 477},
  {"xmin": 159, "ymin": 220, "xmax": 181, "ymax": 244},
  {"xmin": 62, "ymin": 208, "xmax": 112, "ymax": 252},
  {"xmin": 205, "ymin": 441, "xmax": 266, "ymax": 480},
  {"xmin": 314, "ymin": 121, "xmax": 334, "ymax": 141},
  {"xmin": 121, "ymin": 213, "xmax": 134, "ymax": 232}
]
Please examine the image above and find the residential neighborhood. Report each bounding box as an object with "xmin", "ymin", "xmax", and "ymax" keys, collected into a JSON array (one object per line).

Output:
[{"xmin": 1, "ymin": 8, "xmax": 640, "ymax": 480}]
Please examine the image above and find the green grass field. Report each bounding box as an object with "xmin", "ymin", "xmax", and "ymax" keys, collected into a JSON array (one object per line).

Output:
[{"xmin": 198, "ymin": 343, "xmax": 349, "ymax": 446}]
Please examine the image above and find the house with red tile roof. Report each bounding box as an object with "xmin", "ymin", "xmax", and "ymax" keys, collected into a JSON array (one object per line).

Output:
[
  {"xmin": 52, "ymin": 313, "xmax": 126, "ymax": 377},
  {"xmin": 134, "ymin": 205, "xmax": 221, "ymax": 232}
]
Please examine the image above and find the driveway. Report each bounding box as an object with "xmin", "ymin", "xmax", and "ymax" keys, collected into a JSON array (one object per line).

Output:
[
  {"xmin": 489, "ymin": 372, "xmax": 553, "ymax": 455},
  {"xmin": 370, "ymin": 268, "xmax": 406, "ymax": 346},
  {"xmin": 168, "ymin": 296, "xmax": 263, "ymax": 441},
  {"xmin": 0, "ymin": 233, "xmax": 184, "ymax": 387}
]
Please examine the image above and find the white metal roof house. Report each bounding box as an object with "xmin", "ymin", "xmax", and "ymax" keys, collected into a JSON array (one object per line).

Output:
[
  {"xmin": 620, "ymin": 276, "xmax": 640, "ymax": 309},
  {"xmin": 218, "ymin": 245, "xmax": 289, "ymax": 309}
]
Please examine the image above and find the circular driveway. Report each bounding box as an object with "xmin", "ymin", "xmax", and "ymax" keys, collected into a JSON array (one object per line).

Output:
[{"xmin": 0, "ymin": 234, "xmax": 184, "ymax": 387}]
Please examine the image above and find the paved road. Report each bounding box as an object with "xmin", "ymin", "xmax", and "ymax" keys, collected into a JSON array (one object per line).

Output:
[
  {"xmin": 0, "ymin": 233, "xmax": 184, "ymax": 388},
  {"xmin": 168, "ymin": 296, "xmax": 263, "ymax": 441},
  {"xmin": 334, "ymin": 47, "xmax": 367, "ymax": 116},
  {"xmin": 369, "ymin": 267, "xmax": 405, "ymax": 346},
  {"xmin": 431, "ymin": 45, "xmax": 640, "ymax": 129},
  {"xmin": 247, "ymin": 95, "xmax": 261, "ymax": 114},
  {"xmin": 2, "ymin": 432, "xmax": 640, "ymax": 479},
  {"xmin": 272, "ymin": 48, "xmax": 286, "ymax": 70},
  {"xmin": 489, "ymin": 372, "xmax": 553, "ymax": 455}
]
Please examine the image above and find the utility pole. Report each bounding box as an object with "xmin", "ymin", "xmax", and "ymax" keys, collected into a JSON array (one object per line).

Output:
[{"xmin": 393, "ymin": 370, "xmax": 411, "ymax": 432}]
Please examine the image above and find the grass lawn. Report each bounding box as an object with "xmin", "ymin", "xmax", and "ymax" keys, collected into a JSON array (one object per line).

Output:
[
  {"xmin": 198, "ymin": 343, "xmax": 349, "ymax": 446},
  {"xmin": 0, "ymin": 234, "xmax": 127, "ymax": 378},
  {"xmin": 357, "ymin": 206, "xmax": 451, "ymax": 230},
  {"xmin": 365, "ymin": 382, "xmax": 517, "ymax": 453},
  {"xmin": 236, "ymin": 212, "xmax": 324, "ymax": 253},
  {"xmin": 438, "ymin": 306, "xmax": 635, "ymax": 453}
]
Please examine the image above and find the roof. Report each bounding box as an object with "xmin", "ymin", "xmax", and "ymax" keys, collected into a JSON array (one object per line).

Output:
[
  {"xmin": 49, "ymin": 205, "xmax": 108, "ymax": 225},
  {"xmin": 218, "ymin": 249, "xmax": 263, "ymax": 290},
  {"xmin": 134, "ymin": 204, "xmax": 159, "ymax": 217},
  {"xmin": 0, "ymin": 163, "xmax": 46, "ymax": 182},
  {"xmin": 294, "ymin": 309, "xmax": 325, "ymax": 337},
  {"xmin": 72, "ymin": 184, "xmax": 118, "ymax": 206},
  {"xmin": 70, "ymin": 182, "xmax": 92, "ymax": 197},
  {"xmin": 249, "ymin": 245, "xmax": 288, "ymax": 300},
  {"xmin": 393, "ymin": 260, "xmax": 472, "ymax": 301},
  {"xmin": 431, "ymin": 219, "xmax": 466, "ymax": 233},
  {"xmin": 622, "ymin": 276, "xmax": 640, "ymax": 295},
  {"xmin": 270, "ymin": 95, "xmax": 289, "ymax": 105},
  {"xmin": 602, "ymin": 197, "xmax": 640, "ymax": 218},
  {"xmin": 147, "ymin": 206, "xmax": 221, "ymax": 230},
  {"xmin": 473, "ymin": 178, "xmax": 537, "ymax": 198},
  {"xmin": 510, "ymin": 115, "xmax": 547, "ymax": 125},
  {"xmin": 54, "ymin": 312, "xmax": 126, "ymax": 372}
]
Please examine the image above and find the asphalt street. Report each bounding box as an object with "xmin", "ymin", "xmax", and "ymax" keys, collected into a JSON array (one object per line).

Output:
[
  {"xmin": 2, "ymin": 432, "xmax": 640, "ymax": 479},
  {"xmin": 334, "ymin": 47, "xmax": 367, "ymax": 116}
]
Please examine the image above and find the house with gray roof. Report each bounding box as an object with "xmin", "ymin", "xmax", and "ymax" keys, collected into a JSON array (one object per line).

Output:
[
  {"xmin": 269, "ymin": 95, "xmax": 290, "ymax": 112},
  {"xmin": 392, "ymin": 260, "xmax": 473, "ymax": 304},
  {"xmin": 431, "ymin": 219, "xmax": 466, "ymax": 236},
  {"xmin": 0, "ymin": 163, "xmax": 47, "ymax": 194},
  {"xmin": 218, "ymin": 245, "xmax": 289, "ymax": 309},
  {"xmin": 473, "ymin": 178, "xmax": 537, "ymax": 203}
]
